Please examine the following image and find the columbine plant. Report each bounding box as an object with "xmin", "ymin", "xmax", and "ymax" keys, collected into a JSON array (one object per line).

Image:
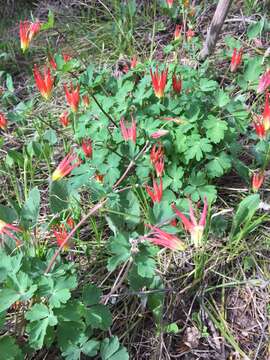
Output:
[
  {"xmin": 0, "ymin": 219, "xmax": 21, "ymax": 245},
  {"xmin": 145, "ymin": 177, "xmax": 163, "ymax": 203},
  {"xmin": 252, "ymin": 171, "xmax": 265, "ymax": 192},
  {"xmin": 33, "ymin": 65, "xmax": 54, "ymax": 100},
  {"xmin": 120, "ymin": 116, "xmax": 137, "ymax": 143},
  {"xmin": 52, "ymin": 152, "xmax": 81, "ymax": 181},
  {"xmin": 230, "ymin": 48, "xmax": 243, "ymax": 72},
  {"xmin": 0, "ymin": 112, "xmax": 7, "ymax": 130},
  {"xmin": 144, "ymin": 225, "xmax": 185, "ymax": 251},
  {"xmin": 20, "ymin": 20, "xmax": 41, "ymax": 52},
  {"xmin": 150, "ymin": 66, "xmax": 168, "ymax": 98},
  {"xmin": 258, "ymin": 69, "xmax": 270, "ymax": 93},
  {"xmin": 64, "ymin": 83, "xmax": 80, "ymax": 112},
  {"xmin": 172, "ymin": 197, "xmax": 208, "ymax": 248}
]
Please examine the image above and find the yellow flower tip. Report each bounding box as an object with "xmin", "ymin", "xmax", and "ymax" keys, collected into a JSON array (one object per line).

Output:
[
  {"xmin": 63, "ymin": 244, "xmax": 70, "ymax": 251},
  {"xmin": 41, "ymin": 92, "xmax": 51, "ymax": 101},
  {"xmin": 191, "ymin": 225, "xmax": 204, "ymax": 248},
  {"xmin": 21, "ymin": 42, "xmax": 29, "ymax": 53},
  {"xmin": 177, "ymin": 241, "xmax": 186, "ymax": 251},
  {"xmin": 0, "ymin": 219, "xmax": 6, "ymax": 231},
  {"xmin": 52, "ymin": 169, "xmax": 62, "ymax": 182},
  {"xmin": 155, "ymin": 91, "xmax": 164, "ymax": 99}
]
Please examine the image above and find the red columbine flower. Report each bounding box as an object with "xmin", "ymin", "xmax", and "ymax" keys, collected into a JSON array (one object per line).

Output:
[
  {"xmin": 174, "ymin": 25, "xmax": 182, "ymax": 41},
  {"xmin": 59, "ymin": 111, "xmax": 70, "ymax": 127},
  {"xmin": 53, "ymin": 224, "xmax": 69, "ymax": 250},
  {"xmin": 150, "ymin": 130, "xmax": 169, "ymax": 139},
  {"xmin": 33, "ymin": 65, "xmax": 54, "ymax": 100},
  {"xmin": 172, "ymin": 197, "xmax": 208, "ymax": 247},
  {"xmin": 131, "ymin": 56, "xmax": 137, "ymax": 69},
  {"xmin": 52, "ymin": 152, "xmax": 81, "ymax": 181},
  {"xmin": 186, "ymin": 28, "xmax": 195, "ymax": 41},
  {"xmin": 0, "ymin": 112, "xmax": 7, "ymax": 130},
  {"xmin": 230, "ymin": 48, "xmax": 243, "ymax": 73},
  {"xmin": 19, "ymin": 20, "xmax": 41, "ymax": 52},
  {"xmin": 62, "ymin": 53, "xmax": 72, "ymax": 62},
  {"xmin": 150, "ymin": 144, "xmax": 164, "ymax": 177},
  {"xmin": 95, "ymin": 172, "xmax": 104, "ymax": 183},
  {"xmin": 146, "ymin": 177, "xmax": 163, "ymax": 203},
  {"xmin": 150, "ymin": 66, "xmax": 168, "ymax": 99},
  {"xmin": 252, "ymin": 171, "xmax": 265, "ymax": 192},
  {"xmin": 263, "ymin": 91, "xmax": 270, "ymax": 131},
  {"xmin": 144, "ymin": 225, "xmax": 185, "ymax": 251},
  {"xmin": 166, "ymin": 0, "xmax": 174, "ymax": 8},
  {"xmin": 154, "ymin": 157, "xmax": 164, "ymax": 177},
  {"xmin": 150, "ymin": 144, "xmax": 164, "ymax": 165},
  {"xmin": 0, "ymin": 219, "xmax": 22, "ymax": 245},
  {"xmin": 172, "ymin": 74, "xmax": 182, "ymax": 94},
  {"xmin": 64, "ymin": 83, "xmax": 80, "ymax": 113},
  {"xmin": 82, "ymin": 139, "xmax": 93, "ymax": 158},
  {"xmin": 120, "ymin": 116, "xmax": 136, "ymax": 143},
  {"xmin": 258, "ymin": 69, "xmax": 270, "ymax": 93},
  {"xmin": 82, "ymin": 95, "xmax": 90, "ymax": 107},
  {"xmin": 253, "ymin": 115, "xmax": 266, "ymax": 139},
  {"xmin": 66, "ymin": 217, "xmax": 75, "ymax": 229}
]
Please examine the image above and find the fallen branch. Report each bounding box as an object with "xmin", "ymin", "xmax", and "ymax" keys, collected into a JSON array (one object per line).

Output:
[{"xmin": 199, "ymin": 0, "xmax": 233, "ymax": 60}]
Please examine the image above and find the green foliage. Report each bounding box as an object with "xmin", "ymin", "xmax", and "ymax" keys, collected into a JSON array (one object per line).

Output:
[
  {"xmin": 230, "ymin": 194, "xmax": 264, "ymax": 246},
  {"xmin": 0, "ymin": 2, "xmax": 267, "ymax": 358},
  {"xmin": 21, "ymin": 187, "xmax": 40, "ymax": 228},
  {"xmin": 49, "ymin": 181, "xmax": 70, "ymax": 213},
  {"xmin": 100, "ymin": 336, "xmax": 129, "ymax": 360},
  {"xmin": 0, "ymin": 336, "xmax": 23, "ymax": 360}
]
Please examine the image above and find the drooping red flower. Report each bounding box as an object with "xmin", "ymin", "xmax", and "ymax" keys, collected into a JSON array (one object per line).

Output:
[
  {"xmin": 120, "ymin": 116, "xmax": 136, "ymax": 143},
  {"xmin": 33, "ymin": 65, "xmax": 54, "ymax": 100},
  {"xmin": 150, "ymin": 66, "xmax": 168, "ymax": 99},
  {"xmin": 131, "ymin": 56, "xmax": 138, "ymax": 69},
  {"xmin": 64, "ymin": 83, "xmax": 80, "ymax": 113},
  {"xmin": 172, "ymin": 197, "xmax": 208, "ymax": 247},
  {"xmin": 186, "ymin": 28, "xmax": 195, "ymax": 41},
  {"xmin": 95, "ymin": 173, "xmax": 104, "ymax": 183},
  {"xmin": 82, "ymin": 139, "xmax": 93, "ymax": 158},
  {"xmin": 166, "ymin": 0, "xmax": 174, "ymax": 8},
  {"xmin": 253, "ymin": 115, "xmax": 266, "ymax": 139},
  {"xmin": 62, "ymin": 53, "xmax": 72, "ymax": 62},
  {"xmin": 150, "ymin": 130, "xmax": 169, "ymax": 139},
  {"xmin": 59, "ymin": 111, "xmax": 70, "ymax": 127},
  {"xmin": 146, "ymin": 177, "xmax": 163, "ymax": 203},
  {"xmin": 263, "ymin": 91, "xmax": 270, "ymax": 131},
  {"xmin": 170, "ymin": 218, "xmax": 178, "ymax": 227},
  {"xmin": 150, "ymin": 144, "xmax": 164, "ymax": 165},
  {"xmin": 144, "ymin": 224, "xmax": 185, "ymax": 251},
  {"xmin": 258, "ymin": 69, "xmax": 270, "ymax": 93},
  {"xmin": 66, "ymin": 217, "xmax": 75, "ymax": 229},
  {"xmin": 150, "ymin": 144, "xmax": 164, "ymax": 177},
  {"xmin": 20, "ymin": 20, "xmax": 41, "ymax": 52},
  {"xmin": 174, "ymin": 25, "xmax": 182, "ymax": 41},
  {"xmin": 230, "ymin": 48, "xmax": 243, "ymax": 73},
  {"xmin": 0, "ymin": 112, "xmax": 7, "ymax": 130},
  {"xmin": 82, "ymin": 95, "xmax": 90, "ymax": 107},
  {"xmin": 53, "ymin": 224, "xmax": 69, "ymax": 250},
  {"xmin": 172, "ymin": 74, "xmax": 182, "ymax": 94},
  {"xmin": 154, "ymin": 157, "xmax": 164, "ymax": 177},
  {"xmin": 52, "ymin": 152, "xmax": 81, "ymax": 181},
  {"xmin": 0, "ymin": 219, "xmax": 22, "ymax": 245},
  {"xmin": 252, "ymin": 171, "xmax": 265, "ymax": 192}
]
